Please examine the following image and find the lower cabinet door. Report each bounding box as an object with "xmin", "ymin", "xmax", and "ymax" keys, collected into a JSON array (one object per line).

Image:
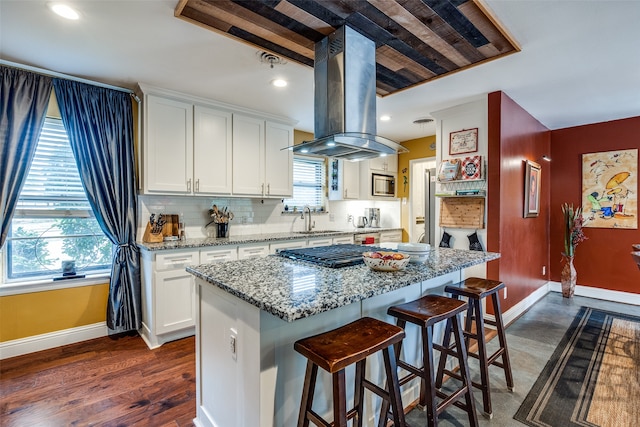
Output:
[{"xmin": 155, "ymin": 269, "xmax": 196, "ymax": 334}]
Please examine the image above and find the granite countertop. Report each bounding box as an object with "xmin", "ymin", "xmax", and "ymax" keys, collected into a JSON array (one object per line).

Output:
[
  {"xmin": 187, "ymin": 248, "xmax": 500, "ymax": 322},
  {"xmin": 137, "ymin": 228, "xmax": 401, "ymax": 251}
]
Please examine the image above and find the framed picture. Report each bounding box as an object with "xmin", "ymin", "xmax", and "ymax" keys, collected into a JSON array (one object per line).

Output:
[
  {"xmin": 524, "ymin": 160, "xmax": 541, "ymax": 218},
  {"xmin": 449, "ymin": 128, "xmax": 478, "ymax": 155}
]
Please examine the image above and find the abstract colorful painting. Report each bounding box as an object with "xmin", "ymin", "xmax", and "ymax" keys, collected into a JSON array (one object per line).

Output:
[{"xmin": 582, "ymin": 149, "xmax": 637, "ymax": 229}]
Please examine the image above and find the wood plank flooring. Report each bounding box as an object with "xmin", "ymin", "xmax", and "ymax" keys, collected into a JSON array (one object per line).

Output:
[{"xmin": 0, "ymin": 333, "xmax": 195, "ymax": 427}]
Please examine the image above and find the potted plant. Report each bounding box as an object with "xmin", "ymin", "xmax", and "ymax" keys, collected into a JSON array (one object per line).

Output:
[{"xmin": 561, "ymin": 203, "xmax": 587, "ymax": 297}]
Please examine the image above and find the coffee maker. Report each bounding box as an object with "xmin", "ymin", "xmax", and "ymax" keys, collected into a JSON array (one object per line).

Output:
[{"xmin": 365, "ymin": 208, "xmax": 380, "ymax": 228}]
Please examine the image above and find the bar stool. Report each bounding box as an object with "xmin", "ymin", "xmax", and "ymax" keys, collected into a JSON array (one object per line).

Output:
[
  {"xmin": 435, "ymin": 278, "xmax": 514, "ymax": 418},
  {"xmin": 381, "ymin": 294, "xmax": 478, "ymax": 427},
  {"xmin": 294, "ymin": 316, "xmax": 407, "ymax": 427}
]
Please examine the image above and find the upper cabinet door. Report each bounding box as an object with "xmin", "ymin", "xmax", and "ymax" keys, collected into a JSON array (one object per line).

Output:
[
  {"xmin": 232, "ymin": 114, "xmax": 265, "ymax": 196},
  {"xmin": 264, "ymin": 121, "xmax": 293, "ymax": 197},
  {"xmin": 194, "ymin": 106, "xmax": 233, "ymax": 195},
  {"xmin": 145, "ymin": 95, "xmax": 193, "ymax": 193}
]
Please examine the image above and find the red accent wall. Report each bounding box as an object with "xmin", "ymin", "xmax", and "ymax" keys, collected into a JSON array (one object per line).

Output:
[
  {"xmin": 550, "ymin": 117, "xmax": 640, "ymax": 293},
  {"xmin": 487, "ymin": 92, "xmax": 551, "ymax": 313}
]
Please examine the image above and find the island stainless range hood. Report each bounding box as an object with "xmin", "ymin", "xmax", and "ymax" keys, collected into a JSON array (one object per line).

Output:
[{"xmin": 290, "ymin": 26, "xmax": 407, "ymax": 161}]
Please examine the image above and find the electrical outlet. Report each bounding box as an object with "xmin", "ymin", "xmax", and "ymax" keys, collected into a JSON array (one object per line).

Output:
[
  {"xmin": 329, "ymin": 213, "xmax": 335, "ymax": 222},
  {"xmin": 347, "ymin": 214, "xmax": 353, "ymax": 222},
  {"xmin": 542, "ymin": 266, "xmax": 546, "ymax": 275},
  {"xmin": 504, "ymin": 287, "xmax": 507, "ymax": 299}
]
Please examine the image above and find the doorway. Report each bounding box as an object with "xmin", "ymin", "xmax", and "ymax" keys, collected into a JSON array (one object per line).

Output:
[{"xmin": 409, "ymin": 158, "xmax": 436, "ymax": 244}]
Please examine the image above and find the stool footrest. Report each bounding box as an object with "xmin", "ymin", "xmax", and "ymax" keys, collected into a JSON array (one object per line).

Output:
[
  {"xmin": 487, "ymin": 348, "xmax": 506, "ymax": 366},
  {"xmin": 307, "ymin": 409, "xmax": 332, "ymax": 427},
  {"xmin": 435, "ymin": 386, "xmax": 473, "ymax": 415}
]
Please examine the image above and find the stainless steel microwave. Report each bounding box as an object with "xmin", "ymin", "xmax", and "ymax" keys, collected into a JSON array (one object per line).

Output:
[{"xmin": 372, "ymin": 173, "xmax": 395, "ymax": 197}]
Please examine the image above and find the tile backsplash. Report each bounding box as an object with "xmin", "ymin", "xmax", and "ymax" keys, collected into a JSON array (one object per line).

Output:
[{"xmin": 137, "ymin": 195, "xmax": 401, "ymax": 240}]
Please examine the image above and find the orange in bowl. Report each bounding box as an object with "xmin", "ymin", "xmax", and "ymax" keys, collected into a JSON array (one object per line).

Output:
[{"xmin": 363, "ymin": 251, "xmax": 410, "ymax": 271}]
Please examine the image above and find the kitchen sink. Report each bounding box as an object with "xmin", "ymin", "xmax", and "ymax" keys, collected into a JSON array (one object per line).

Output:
[{"xmin": 293, "ymin": 230, "xmax": 341, "ymax": 235}]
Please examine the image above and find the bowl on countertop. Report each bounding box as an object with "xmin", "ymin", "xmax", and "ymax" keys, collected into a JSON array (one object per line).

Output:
[
  {"xmin": 363, "ymin": 251, "xmax": 410, "ymax": 271},
  {"xmin": 397, "ymin": 243, "xmax": 431, "ymax": 263}
]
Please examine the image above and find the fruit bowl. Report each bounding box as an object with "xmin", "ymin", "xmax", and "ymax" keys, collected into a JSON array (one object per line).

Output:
[{"xmin": 363, "ymin": 251, "xmax": 410, "ymax": 271}]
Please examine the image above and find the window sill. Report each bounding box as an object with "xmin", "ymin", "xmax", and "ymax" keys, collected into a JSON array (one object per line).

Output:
[{"xmin": 0, "ymin": 274, "xmax": 111, "ymax": 297}]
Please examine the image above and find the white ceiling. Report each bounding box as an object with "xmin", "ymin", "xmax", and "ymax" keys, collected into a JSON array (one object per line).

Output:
[{"xmin": 1, "ymin": 0, "xmax": 639, "ymax": 142}]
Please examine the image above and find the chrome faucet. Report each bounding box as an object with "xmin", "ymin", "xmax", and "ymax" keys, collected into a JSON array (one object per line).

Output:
[{"xmin": 301, "ymin": 206, "xmax": 314, "ymax": 232}]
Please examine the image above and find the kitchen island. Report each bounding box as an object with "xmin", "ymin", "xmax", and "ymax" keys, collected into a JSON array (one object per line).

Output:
[{"xmin": 187, "ymin": 248, "xmax": 499, "ymax": 427}]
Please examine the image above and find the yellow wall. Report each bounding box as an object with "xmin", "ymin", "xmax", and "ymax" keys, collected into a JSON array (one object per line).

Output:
[
  {"xmin": 0, "ymin": 283, "xmax": 109, "ymax": 342},
  {"xmin": 294, "ymin": 129, "xmax": 313, "ymax": 145},
  {"xmin": 398, "ymin": 136, "xmax": 437, "ymax": 241}
]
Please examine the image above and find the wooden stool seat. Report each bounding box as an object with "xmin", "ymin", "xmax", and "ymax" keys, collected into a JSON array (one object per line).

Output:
[
  {"xmin": 383, "ymin": 294, "xmax": 478, "ymax": 427},
  {"xmin": 436, "ymin": 278, "xmax": 514, "ymax": 418},
  {"xmin": 295, "ymin": 317, "xmax": 407, "ymax": 427}
]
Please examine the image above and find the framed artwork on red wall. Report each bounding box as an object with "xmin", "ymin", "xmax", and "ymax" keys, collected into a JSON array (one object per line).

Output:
[
  {"xmin": 582, "ymin": 149, "xmax": 637, "ymax": 229},
  {"xmin": 524, "ymin": 160, "xmax": 541, "ymax": 218}
]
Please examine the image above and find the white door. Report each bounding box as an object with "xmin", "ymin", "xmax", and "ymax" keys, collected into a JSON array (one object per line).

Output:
[
  {"xmin": 145, "ymin": 95, "xmax": 193, "ymax": 193},
  {"xmin": 264, "ymin": 121, "xmax": 293, "ymax": 197},
  {"xmin": 194, "ymin": 106, "xmax": 232, "ymax": 195},
  {"xmin": 232, "ymin": 114, "xmax": 265, "ymax": 196}
]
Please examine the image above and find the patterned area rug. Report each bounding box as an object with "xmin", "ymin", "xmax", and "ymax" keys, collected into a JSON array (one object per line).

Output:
[{"xmin": 514, "ymin": 306, "xmax": 640, "ymax": 426}]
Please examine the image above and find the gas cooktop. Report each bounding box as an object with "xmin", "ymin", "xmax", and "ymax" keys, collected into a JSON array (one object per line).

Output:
[{"xmin": 276, "ymin": 244, "xmax": 381, "ymax": 268}]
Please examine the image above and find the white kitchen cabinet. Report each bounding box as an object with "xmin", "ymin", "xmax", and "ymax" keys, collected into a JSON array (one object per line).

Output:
[
  {"xmin": 369, "ymin": 154, "xmax": 398, "ymax": 173},
  {"xmin": 142, "ymin": 91, "xmax": 232, "ymax": 195},
  {"xmin": 264, "ymin": 121, "xmax": 293, "ymax": 197},
  {"xmin": 328, "ymin": 159, "xmax": 360, "ymax": 200},
  {"xmin": 193, "ymin": 106, "xmax": 233, "ymax": 194},
  {"xmin": 333, "ymin": 235, "xmax": 354, "ymax": 245},
  {"xmin": 307, "ymin": 238, "xmax": 333, "ymax": 247},
  {"xmin": 140, "ymin": 249, "xmax": 199, "ymax": 348},
  {"xmin": 269, "ymin": 239, "xmax": 306, "ymax": 255},
  {"xmin": 238, "ymin": 244, "xmax": 270, "ymax": 259},
  {"xmin": 232, "ymin": 115, "xmax": 293, "ymax": 197},
  {"xmin": 380, "ymin": 230, "xmax": 402, "ymax": 242},
  {"xmin": 232, "ymin": 114, "xmax": 265, "ymax": 196},
  {"xmin": 144, "ymin": 95, "xmax": 193, "ymax": 193},
  {"xmin": 200, "ymin": 247, "xmax": 238, "ymax": 263},
  {"xmin": 139, "ymin": 84, "xmax": 293, "ymax": 198}
]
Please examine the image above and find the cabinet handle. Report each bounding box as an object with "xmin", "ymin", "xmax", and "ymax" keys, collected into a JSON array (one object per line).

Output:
[
  {"xmin": 195, "ymin": 179, "xmax": 200, "ymax": 192},
  {"xmin": 187, "ymin": 178, "xmax": 192, "ymax": 192},
  {"xmin": 261, "ymin": 183, "xmax": 265, "ymax": 195},
  {"xmin": 267, "ymin": 183, "xmax": 270, "ymax": 195}
]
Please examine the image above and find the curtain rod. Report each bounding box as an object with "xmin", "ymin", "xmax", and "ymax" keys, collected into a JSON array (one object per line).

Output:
[{"xmin": 1, "ymin": 59, "xmax": 140, "ymax": 101}]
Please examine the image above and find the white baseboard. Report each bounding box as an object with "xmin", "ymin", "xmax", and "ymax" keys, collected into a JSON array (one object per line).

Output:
[
  {"xmin": 0, "ymin": 322, "xmax": 109, "ymax": 360},
  {"xmin": 548, "ymin": 281, "xmax": 640, "ymax": 306},
  {"xmin": 486, "ymin": 282, "xmax": 551, "ymax": 326}
]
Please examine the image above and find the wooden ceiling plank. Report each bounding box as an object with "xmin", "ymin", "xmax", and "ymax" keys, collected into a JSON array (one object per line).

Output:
[
  {"xmin": 420, "ymin": 0, "xmax": 489, "ymax": 48},
  {"xmin": 367, "ymin": 0, "xmax": 471, "ymax": 68},
  {"xmin": 340, "ymin": 2, "xmax": 460, "ymax": 72},
  {"xmin": 377, "ymin": 45, "xmax": 436, "ymax": 79},
  {"xmin": 275, "ymin": 0, "xmax": 335, "ymax": 36},
  {"xmin": 395, "ymin": 0, "xmax": 485, "ymax": 64},
  {"xmin": 186, "ymin": 0, "xmax": 315, "ymax": 57},
  {"xmin": 177, "ymin": 5, "xmax": 233, "ymax": 33},
  {"xmin": 458, "ymin": 1, "xmax": 520, "ymax": 54}
]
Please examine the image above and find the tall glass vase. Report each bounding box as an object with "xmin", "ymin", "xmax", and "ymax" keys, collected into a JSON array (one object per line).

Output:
[{"xmin": 561, "ymin": 256, "xmax": 576, "ymax": 298}]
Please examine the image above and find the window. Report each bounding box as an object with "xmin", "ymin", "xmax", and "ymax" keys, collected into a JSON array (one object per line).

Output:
[
  {"xmin": 4, "ymin": 118, "xmax": 111, "ymax": 281},
  {"xmin": 283, "ymin": 156, "xmax": 325, "ymax": 212}
]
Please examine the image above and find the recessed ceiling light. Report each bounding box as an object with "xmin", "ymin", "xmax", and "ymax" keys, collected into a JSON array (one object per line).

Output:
[
  {"xmin": 48, "ymin": 3, "xmax": 80, "ymax": 20},
  {"xmin": 271, "ymin": 79, "xmax": 287, "ymax": 88},
  {"xmin": 380, "ymin": 115, "xmax": 391, "ymax": 121}
]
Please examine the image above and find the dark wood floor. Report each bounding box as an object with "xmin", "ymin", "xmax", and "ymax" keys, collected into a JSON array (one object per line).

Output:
[{"xmin": 0, "ymin": 333, "xmax": 195, "ymax": 427}]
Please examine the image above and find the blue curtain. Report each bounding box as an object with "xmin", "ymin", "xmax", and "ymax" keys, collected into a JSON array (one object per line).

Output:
[
  {"xmin": 53, "ymin": 79, "xmax": 140, "ymax": 332},
  {"xmin": 1, "ymin": 66, "xmax": 52, "ymax": 248}
]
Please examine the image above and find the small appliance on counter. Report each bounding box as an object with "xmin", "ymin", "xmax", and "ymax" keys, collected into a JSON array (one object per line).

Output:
[{"xmin": 365, "ymin": 207, "xmax": 380, "ymax": 228}]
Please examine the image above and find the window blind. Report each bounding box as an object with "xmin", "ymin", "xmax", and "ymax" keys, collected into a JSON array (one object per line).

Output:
[
  {"xmin": 17, "ymin": 118, "xmax": 91, "ymax": 212},
  {"xmin": 284, "ymin": 157, "xmax": 325, "ymax": 210}
]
